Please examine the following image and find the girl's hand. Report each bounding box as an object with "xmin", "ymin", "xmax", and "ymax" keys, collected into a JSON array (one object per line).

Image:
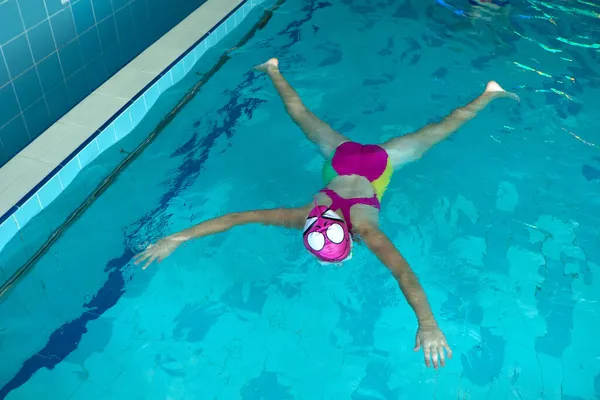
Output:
[
  {"xmin": 134, "ymin": 236, "xmax": 183, "ymax": 270},
  {"xmin": 415, "ymin": 321, "xmax": 452, "ymax": 368}
]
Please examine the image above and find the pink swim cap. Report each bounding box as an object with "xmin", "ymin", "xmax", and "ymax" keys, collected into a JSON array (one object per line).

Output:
[{"xmin": 302, "ymin": 202, "xmax": 351, "ymax": 263}]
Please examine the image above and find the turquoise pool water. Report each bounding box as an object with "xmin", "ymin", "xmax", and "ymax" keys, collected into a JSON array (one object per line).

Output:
[{"xmin": 1, "ymin": 0, "xmax": 600, "ymax": 398}]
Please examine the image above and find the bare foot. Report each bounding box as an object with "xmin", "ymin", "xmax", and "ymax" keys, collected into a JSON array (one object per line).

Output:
[
  {"xmin": 253, "ymin": 58, "xmax": 279, "ymax": 73},
  {"xmin": 485, "ymin": 81, "xmax": 520, "ymax": 102}
]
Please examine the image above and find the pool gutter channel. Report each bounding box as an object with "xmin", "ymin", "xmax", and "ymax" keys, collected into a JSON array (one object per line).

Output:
[{"xmin": 0, "ymin": 0, "xmax": 286, "ymax": 300}]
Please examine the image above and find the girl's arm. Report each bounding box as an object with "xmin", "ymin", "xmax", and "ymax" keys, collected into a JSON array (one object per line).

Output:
[{"xmin": 135, "ymin": 206, "xmax": 310, "ymax": 269}]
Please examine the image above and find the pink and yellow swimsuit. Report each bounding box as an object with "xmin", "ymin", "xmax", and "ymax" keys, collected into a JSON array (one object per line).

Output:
[{"xmin": 320, "ymin": 141, "xmax": 394, "ymax": 231}]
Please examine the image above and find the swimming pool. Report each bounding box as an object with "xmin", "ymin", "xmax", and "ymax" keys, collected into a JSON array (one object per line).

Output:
[{"xmin": 1, "ymin": 0, "xmax": 599, "ymax": 398}]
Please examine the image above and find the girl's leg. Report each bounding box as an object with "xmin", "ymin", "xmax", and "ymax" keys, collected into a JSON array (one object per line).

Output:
[
  {"xmin": 381, "ymin": 81, "xmax": 520, "ymax": 168},
  {"xmin": 254, "ymin": 58, "xmax": 348, "ymax": 156}
]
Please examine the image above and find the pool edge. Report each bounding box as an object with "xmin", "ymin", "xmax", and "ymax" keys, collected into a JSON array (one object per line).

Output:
[{"xmin": 0, "ymin": 0, "xmax": 265, "ymax": 259}]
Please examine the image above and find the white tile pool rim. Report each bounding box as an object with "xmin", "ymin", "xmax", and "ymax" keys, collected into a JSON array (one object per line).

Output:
[{"xmin": 0, "ymin": 0, "xmax": 266, "ymax": 255}]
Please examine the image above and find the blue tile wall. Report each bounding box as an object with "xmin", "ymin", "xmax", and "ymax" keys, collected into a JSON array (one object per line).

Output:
[
  {"xmin": 91, "ymin": 0, "xmax": 112, "ymax": 22},
  {"xmin": 97, "ymin": 15, "xmax": 118, "ymax": 49},
  {"xmin": 129, "ymin": 97, "xmax": 147, "ymax": 128},
  {"xmin": 170, "ymin": 62, "xmax": 185, "ymax": 85},
  {"xmin": 0, "ymin": 217, "xmax": 19, "ymax": 253},
  {"xmin": 27, "ymin": 21, "xmax": 55, "ymax": 62},
  {"xmin": 83, "ymin": 58, "xmax": 108, "ymax": 89},
  {"xmin": 45, "ymin": 81, "xmax": 71, "ymax": 119},
  {"xmin": 0, "ymin": 1, "xmax": 24, "ymax": 45},
  {"xmin": 37, "ymin": 175, "xmax": 63, "ymax": 207},
  {"xmin": 71, "ymin": 0, "xmax": 95, "ymax": 34},
  {"xmin": 58, "ymin": 39, "xmax": 84, "ymax": 77},
  {"xmin": 58, "ymin": 157, "xmax": 81, "ymax": 187},
  {"xmin": 22, "ymin": 98, "xmax": 52, "ymax": 137},
  {"xmin": 65, "ymin": 67, "xmax": 90, "ymax": 104},
  {"xmin": 0, "ymin": 0, "xmax": 210, "ymax": 167},
  {"xmin": 194, "ymin": 41, "xmax": 208, "ymax": 62},
  {"xmin": 115, "ymin": 6, "xmax": 136, "ymax": 49},
  {"xmin": 113, "ymin": 110, "xmax": 133, "ymax": 140},
  {"xmin": 49, "ymin": 8, "xmax": 77, "ymax": 48},
  {"xmin": 45, "ymin": 0, "xmax": 65, "ymax": 16},
  {"xmin": 36, "ymin": 52, "xmax": 63, "ymax": 92},
  {"xmin": 182, "ymin": 52, "xmax": 196, "ymax": 74},
  {"xmin": 96, "ymin": 124, "xmax": 116, "ymax": 152},
  {"xmin": 143, "ymin": 82, "xmax": 159, "ymax": 109},
  {"xmin": 0, "ymin": 116, "xmax": 29, "ymax": 156},
  {"xmin": 0, "ymin": 52, "xmax": 9, "ymax": 87},
  {"xmin": 13, "ymin": 67, "xmax": 43, "ymax": 110},
  {"xmin": 77, "ymin": 140, "xmax": 99, "ymax": 168},
  {"xmin": 14, "ymin": 194, "xmax": 42, "ymax": 228},
  {"xmin": 157, "ymin": 72, "xmax": 172, "ymax": 94},
  {"xmin": 3, "ymin": 34, "xmax": 34, "ymax": 78},
  {"xmin": 18, "ymin": 0, "xmax": 47, "ymax": 29},
  {"xmin": 78, "ymin": 27, "xmax": 101, "ymax": 63},
  {"xmin": 0, "ymin": 83, "xmax": 20, "ymax": 127}
]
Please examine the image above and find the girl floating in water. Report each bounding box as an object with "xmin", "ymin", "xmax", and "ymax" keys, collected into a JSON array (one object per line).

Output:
[{"xmin": 135, "ymin": 58, "xmax": 519, "ymax": 368}]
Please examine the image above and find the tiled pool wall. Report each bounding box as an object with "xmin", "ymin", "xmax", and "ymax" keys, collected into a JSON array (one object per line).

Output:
[
  {"xmin": 0, "ymin": 0, "xmax": 210, "ymax": 166},
  {"xmin": 0, "ymin": 0, "xmax": 265, "ymax": 287}
]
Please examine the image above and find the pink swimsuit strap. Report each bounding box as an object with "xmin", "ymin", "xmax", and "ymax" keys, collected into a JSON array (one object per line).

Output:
[{"xmin": 320, "ymin": 188, "xmax": 380, "ymax": 232}]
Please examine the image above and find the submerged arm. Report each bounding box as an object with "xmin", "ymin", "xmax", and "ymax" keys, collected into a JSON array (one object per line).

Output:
[
  {"xmin": 172, "ymin": 208, "xmax": 307, "ymax": 242},
  {"xmin": 357, "ymin": 224, "xmax": 435, "ymax": 323},
  {"xmin": 135, "ymin": 206, "xmax": 309, "ymax": 269},
  {"xmin": 357, "ymin": 223, "xmax": 452, "ymax": 368}
]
